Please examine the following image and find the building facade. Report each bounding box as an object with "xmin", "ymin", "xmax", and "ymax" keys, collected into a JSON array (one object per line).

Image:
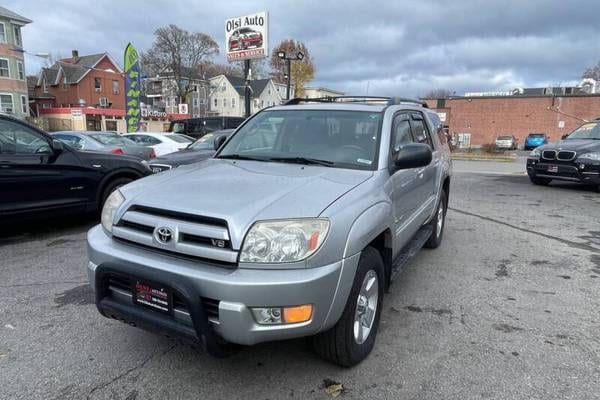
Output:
[
  {"xmin": 208, "ymin": 75, "xmax": 294, "ymax": 117},
  {"xmin": 0, "ymin": 6, "xmax": 31, "ymax": 119},
  {"xmin": 144, "ymin": 71, "xmax": 210, "ymax": 118},
  {"xmin": 424, "ymin": 93, "xmax": 600, "ymax": 148}
]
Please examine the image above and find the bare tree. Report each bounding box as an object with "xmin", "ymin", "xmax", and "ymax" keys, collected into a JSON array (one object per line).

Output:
[
  {"xmin": 270, "ymin": 39, "xmax": 315, "ymax": 96},
  {"xmin": 198, "ymin": 61, "xmax": 243, "ymax": 79},
  {"xmin": 141, "ymin": 24, "xmax": 219, "ymax": 101},
  {"xmin": 582, "ymin": 61, "xmax": 600, "ymax": 81},
  {"xmin": 423, "ymin": 88, "xmax": 454, "ymax": 99}
]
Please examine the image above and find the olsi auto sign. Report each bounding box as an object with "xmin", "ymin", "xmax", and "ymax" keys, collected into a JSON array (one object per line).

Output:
[{"xmin": 226, "ymin": 11, "xmax": 268, "ymax": 62}]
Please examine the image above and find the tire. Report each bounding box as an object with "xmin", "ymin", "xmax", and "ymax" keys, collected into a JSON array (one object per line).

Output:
[
  {"xmin": 312, "ymin": 246, "xmax": 384, "ymax": 367},
  {"xmin": 529, "ymin": 175, "xmax": 551, "ymax": 186},
  {"xmin": 100, "ymin": 177, "xmax": 132, "ymax": 210},
  {"xmin": 424, "ymin": 189, "xmax": 447, "ymax": 249}
]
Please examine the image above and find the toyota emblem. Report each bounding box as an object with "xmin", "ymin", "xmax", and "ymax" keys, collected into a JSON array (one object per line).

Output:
[{"xmin": 155, "ymin": 227, "xmax": 173, "ymax": 244}]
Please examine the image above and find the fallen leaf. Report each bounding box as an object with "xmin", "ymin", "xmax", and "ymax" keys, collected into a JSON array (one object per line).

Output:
[
  {"xmin": 4, "ymin": 324, "xmax": 15, "ymax": 330},
  {"xmin": 323, "ymin": 379, "xmax": 344, "ymax": 397}
]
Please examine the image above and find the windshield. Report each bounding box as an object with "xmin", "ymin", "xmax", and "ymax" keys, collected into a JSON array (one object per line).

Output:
[
  {"xmin": 497, "ymin": 136, "xmax": 513, "ymax": 140},
  {"xmin": 217, "ymin": 109, "xmax": 382, "ymax": 170},
  {"xmin": 566, "ymin": 122, "xmax": 600, "ymax": 140},
  {"xmin": 90, "ymin": 134, "xmax": 135, "ymax": 146},
  {"xmin": 166, "ymin": 134, "xmax": 192, "ymax": 143},
  {"xmin": 529, "ymin": 133, "xmax": 545, "ymax": 138}
]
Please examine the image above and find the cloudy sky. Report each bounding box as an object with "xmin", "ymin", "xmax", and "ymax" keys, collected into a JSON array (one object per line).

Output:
[{"xmin": 9, "ymin": 0, "xmax": 600, "ymax": 96}]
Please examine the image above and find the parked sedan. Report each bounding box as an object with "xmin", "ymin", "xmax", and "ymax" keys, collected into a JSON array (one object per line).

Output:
[
  {"xmin": 495, "ymin": 135, "xmax": 518, "ymax": 150},
  {"xmin": 148, "ymin": 130, "xmax": 233, "ymax": 173},
  {"xmin": 51, "ymin": 131, "xmax": 156, "ymax": 160},
  {"xmin": 0, "ymin": 115, "xmax": 152, "ymax": 222},
  {"xmin": 124, "ymin": 132, "xmax": 190, "ymax": 156},
  {"xmin": 524, "ymin": 133, "xmax": 549, "ymax": 150}
]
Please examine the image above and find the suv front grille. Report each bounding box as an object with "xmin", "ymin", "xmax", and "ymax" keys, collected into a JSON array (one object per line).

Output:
[
  {"xmin": 542, "ymin": 150, "xmax": 556, "ymax": 160},
  {"xmin": 112, "ymin": 206, "xmax": 238, "ymax": 265},
  {"xmin": 557, "ymin": 150, "xmax": 576, "ymax": 161}
]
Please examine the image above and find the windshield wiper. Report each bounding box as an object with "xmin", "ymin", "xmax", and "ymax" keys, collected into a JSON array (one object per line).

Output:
[
  {"xmin": 269, "ymin": 156, "xmax": 336, "ymax": 167},
  {"xmin": 217, "ymin": 154, "xmax": 269, "ymax": 162}
]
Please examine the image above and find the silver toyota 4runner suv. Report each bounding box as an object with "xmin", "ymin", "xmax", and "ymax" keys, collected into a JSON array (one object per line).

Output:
[{"xmin": 87, "ymin": 96, "xmax": 452, "ymax": 366}]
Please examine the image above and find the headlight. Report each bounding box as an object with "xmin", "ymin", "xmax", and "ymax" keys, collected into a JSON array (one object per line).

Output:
[
  {"xmin": 577, "ymin": 152, "xmax": 600, "ymax": 161},
  {"xmin": 529, "ymin": 148, "xmax": 541, "ymax": 158},
  {"xmin": 240, "ymin": 219, "xmax": 330, "ymax": 263},
  {"xmin": 101, "ymin": 189, "xmax": 124, "ymax": 233}
]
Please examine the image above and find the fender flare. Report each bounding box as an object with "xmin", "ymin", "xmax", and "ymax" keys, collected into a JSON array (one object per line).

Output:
[{"xmin": 343, "ymin": 201, "xmax": 393, "ymax": 259}]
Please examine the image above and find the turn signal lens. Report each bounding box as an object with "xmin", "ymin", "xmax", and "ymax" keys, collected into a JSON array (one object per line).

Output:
[{"xmin": 283, "ymin": 304, "xmax": 313, "ymax": 324}]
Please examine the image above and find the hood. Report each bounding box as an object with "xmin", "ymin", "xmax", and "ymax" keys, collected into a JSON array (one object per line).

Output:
[
  {"xmin": 151, "ymin": 149, "xmax": 215, "ymax": 167},
  {"xmin": 538, "ymin": 139, "xmax": 600, "ymax": 153},
  {"xmin": 120, "ymin": 159, "xmax": 372, "ymax": 248}
]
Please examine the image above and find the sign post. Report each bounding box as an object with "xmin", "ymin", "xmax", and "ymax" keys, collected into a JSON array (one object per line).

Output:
[
  {"xmin": 124, "ymin": 43, "xmax": 141, "ymax": 133},
  {"xmin": 225, "ymin": 12, "xmax": 268, "ymax": 118}
]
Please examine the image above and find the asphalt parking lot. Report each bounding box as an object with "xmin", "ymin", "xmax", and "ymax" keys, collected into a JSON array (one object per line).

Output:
[{"xmin": 1, "ymin": 159, "xmax": 599, "ymax": 400}]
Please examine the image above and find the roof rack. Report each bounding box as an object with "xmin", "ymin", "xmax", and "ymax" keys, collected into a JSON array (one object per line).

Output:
[{"xmin": 283, "ymin": 96, "xmax": 428, "ymax": 108}]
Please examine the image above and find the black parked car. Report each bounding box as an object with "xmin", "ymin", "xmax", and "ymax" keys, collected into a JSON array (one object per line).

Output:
[
  {"xmin": 526, "ymin": 120, "xmax": 600, "ymax": 189},
  {"xmin": 148, "ymin": 129, "xmax": 233, "ymax": 173},
  {"xmin": 169, "ymin": 117, "xmax": 244, "ymax": 139},
  {"xmin": 0, "ymin": 115, "xmax": 152, "ymax": 222}
]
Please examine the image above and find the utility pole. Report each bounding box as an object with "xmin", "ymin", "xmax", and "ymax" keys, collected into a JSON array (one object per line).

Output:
[{"xmin": 244, "ymin": 59, "xmax": 251, "ymax": 118}]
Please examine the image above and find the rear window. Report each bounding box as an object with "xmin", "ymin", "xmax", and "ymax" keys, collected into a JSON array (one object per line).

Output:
[
  {"xmin": 529, "ymin": 133, "xmax": 545, "ymax": 138},
  {"xmin": 497, "ymin": 136, "xmax": 513, "ymax": 140},
  {"xmin": 90, "ymin": 134, "xmax": 134, "ymax": 146},
  {"xmin": 165, "ymin": 134, "xmax": 191, "ymax": 143}
]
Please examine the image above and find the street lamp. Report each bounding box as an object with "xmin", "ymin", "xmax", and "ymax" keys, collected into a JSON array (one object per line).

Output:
[{"xmin": 278, "ymin": 51, "xmax": 305, "ymax": 100}]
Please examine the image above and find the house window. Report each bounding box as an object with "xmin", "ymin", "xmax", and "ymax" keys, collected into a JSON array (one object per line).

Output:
[
  {"xmin": 13, "ymin": 25, "xmax": 22, "ymax": 47},
  {"xmin": 0, "ymin": 94, "xmax": 13, "ymax": 113},
  {"xmin": 112, "ymin": 80, "xmax": 120, "ymax": 94},
  {"xmin": 213, "ymin": 98, "xmax": 218, "ymax": 107},
  {"xmin": 223, "ymin": 98, "xmax": 227, "ymax": 107},
  {"xmin": 260, "ymin": 100, "xmax": 264, "ymax": 108},
  {"xmin": 17, "ymin": 61, "xmax": 25, "ymax": 80},
  {"xmin": 94, "ymin": 77, "xmax": 102, "ymax": 92},
  {"xmin": 21, "ymin": 95, "xmax": 27, "ymax": 114},
  {"xmin": 231, "ymin": 97, "xmax": 235, "ymax": 108},
  {"xmin": 0, "ymin": 23, "xmax": 5, "ymax": 43},
  {"xmin": 192, "ymin": 98, "xmax": 198, "ymax": 107},
  {"xmin": 43, "ymin": 77, "xmax": 48, "ymax": 93},
  {"xmin": 63, "ymin": 77, "xmax": 68, "ymax": 90},
  {"xmin": 0, "ymin": 59, "xmax": 9, "ymax": 78}
]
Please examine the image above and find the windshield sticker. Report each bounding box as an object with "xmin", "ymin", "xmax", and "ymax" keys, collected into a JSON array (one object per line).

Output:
[
  {"xmin": 369, "ymin": 114, "xmax": 379, "ymax": 119},
  {"xmin": 357, "ymin": 158, "xmax": 372, "ymax": 165}
]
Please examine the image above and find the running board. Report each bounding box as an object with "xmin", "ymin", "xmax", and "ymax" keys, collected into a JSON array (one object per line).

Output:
[{"xmin": 389, "ymin": 225, "xmax": 433, "ymax": 284}]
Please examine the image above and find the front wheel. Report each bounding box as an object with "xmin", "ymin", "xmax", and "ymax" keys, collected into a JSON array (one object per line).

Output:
[
  {"xmin": 424, "ymin": 189, "xmax": 447, "ymax": 249},
  {"xmin": 312, "ymin": 246, "xmax": 384, "ymax": 367}
]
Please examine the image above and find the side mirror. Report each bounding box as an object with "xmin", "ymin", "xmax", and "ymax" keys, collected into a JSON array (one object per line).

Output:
[
  {"xmin": 51, "ymin": 139, "xmax": 64, "ymax": 152},
  {"xmin": 393, "ymin": 143, "xmax": 432, "ymax": 170},
  {"xmin": 561, "ymin": 134, "xmax": 568, "ymax": 140},
  {"xmin": 214, "ymin": 135, "xmax": 227, "ymax": 150}
]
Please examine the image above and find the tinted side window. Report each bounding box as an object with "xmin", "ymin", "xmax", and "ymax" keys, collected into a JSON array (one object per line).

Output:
[
  {"xmin": 410, "ymin": 114, "xmax": 432, "ymax": 147},
  {"xmin": 0, "ymin": 120, "xmax": 52, "ymax": 155},
  {"xmin": 391, "ymin": 114, "xmax": 414, "ymax": 150}
]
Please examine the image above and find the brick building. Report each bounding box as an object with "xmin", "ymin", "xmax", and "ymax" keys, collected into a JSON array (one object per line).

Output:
[
  {"xmin": 424, "ymin": 94, "xmax": 600, "ymax": 148},
  {"xmin": 0, "ymin": 6, "xmax": 32, "ymax": 119}
]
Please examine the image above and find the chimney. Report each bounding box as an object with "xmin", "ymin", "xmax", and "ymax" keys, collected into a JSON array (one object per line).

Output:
[{"xmin": 72, "ymin": 50, "xmax": 79, "ymax": 61}]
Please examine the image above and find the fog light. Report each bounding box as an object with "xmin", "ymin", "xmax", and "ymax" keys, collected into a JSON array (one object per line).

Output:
[
  {"xmin": 283, "ymin": 304, "xmax": 313, "ymax": 324},
  {"xmin": 251, "ymin": 307, "xmax": 282, "ymax": 325},
  {"xmin": 251, "ymin": 304, "xmax": 313, "ymax": 325},
  {"xmin": 579, "ymin": 164, "xmax": 585, "ymax": 170}
]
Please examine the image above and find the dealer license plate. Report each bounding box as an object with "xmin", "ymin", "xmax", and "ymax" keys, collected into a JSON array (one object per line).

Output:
[
  {"xmin": 133, "ymin": 280, "xmax": 172, "ymax": 314},
  {"xmin": 547, "ymin": 165, "xmax": 558, "ymax": 173}
]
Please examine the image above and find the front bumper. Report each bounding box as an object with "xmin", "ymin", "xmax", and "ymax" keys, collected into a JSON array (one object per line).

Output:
[
  {"xmin": 87, "ymin": 225, "xmax": 360, "ymax": 346},
  {"xmin": 526, "ymin": 159, "xmax": 600, "ymax": 184}
]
